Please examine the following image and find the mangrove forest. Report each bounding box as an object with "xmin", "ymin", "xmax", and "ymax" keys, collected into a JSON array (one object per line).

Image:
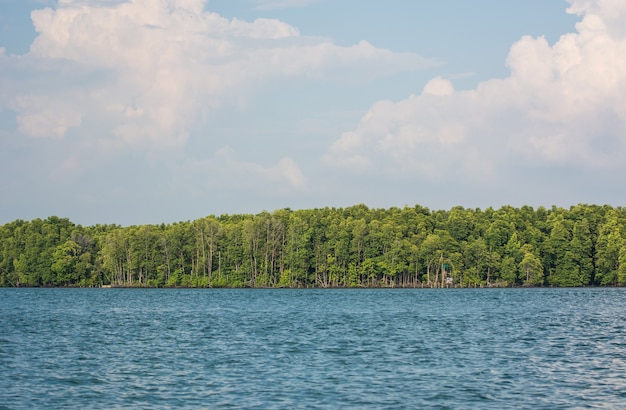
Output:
[{"xmin": 1, "ymin": 204, "xmax": 625, "ymax": 288}]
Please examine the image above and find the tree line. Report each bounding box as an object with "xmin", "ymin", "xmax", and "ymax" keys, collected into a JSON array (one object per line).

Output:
[{"xmin": 1, "ymin": 204, "xmax": 625, "ymax": 288}]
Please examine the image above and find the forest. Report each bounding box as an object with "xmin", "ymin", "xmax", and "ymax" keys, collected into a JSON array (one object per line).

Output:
[{"xmin": 0, "ymin": 204, "xmax": 625, "ymax": 288}]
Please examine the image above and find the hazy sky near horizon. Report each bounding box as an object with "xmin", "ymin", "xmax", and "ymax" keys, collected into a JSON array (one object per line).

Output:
[{"xmin": 1, "ymin": 0, "xmax": 625, "ymax": 226}]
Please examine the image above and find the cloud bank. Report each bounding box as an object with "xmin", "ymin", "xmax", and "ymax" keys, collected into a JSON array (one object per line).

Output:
[
  {"xmin": 2, "ymin": 0, "xmax": 431, "ymax": 149},
  {"xmin": 325, "ymin": 0, "xmax": 626, "ymax": 182},
  {"xmin": 0, "ymin": 0, "xmax": 434, "ymax": 192},
  {"xmin": 254, "ymin": 0, "xmax": 325, "ymax": 10}
]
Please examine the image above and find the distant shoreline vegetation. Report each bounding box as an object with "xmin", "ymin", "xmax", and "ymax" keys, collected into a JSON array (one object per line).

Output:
[{"xmin": 1, "ymin": 204, "xmax": 625, "ymax": 288}]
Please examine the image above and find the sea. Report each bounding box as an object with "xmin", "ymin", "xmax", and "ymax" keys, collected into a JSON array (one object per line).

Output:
[{"xmin": 1, "ymin": 288, "xmax": 625, "ymax": 409}]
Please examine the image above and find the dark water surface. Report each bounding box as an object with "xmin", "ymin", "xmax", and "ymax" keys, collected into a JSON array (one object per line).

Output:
[{"xmin": 1, "ymin": 288, "xmax": 625, "ymax": 409}]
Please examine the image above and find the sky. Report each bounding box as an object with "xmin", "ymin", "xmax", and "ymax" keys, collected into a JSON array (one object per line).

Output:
[{"xmin": 1, "ymin": 0, "xmax": 625, "ymax": 226}]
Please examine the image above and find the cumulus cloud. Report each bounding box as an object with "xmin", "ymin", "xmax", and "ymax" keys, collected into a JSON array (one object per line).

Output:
[
  {"xmin": 0, "ymin": 0, "xmax": 432, "ymax": 152},
  {"xmin": 178, "ymin": 147, "xmax": 309, "ymax": 195},
  {"xmin": 213, "ymin": 148, "xmax": 308, "ymax": 191},
  {"xmin": 325, "ymin": 0, "xmax": 626, "ymax": 181},
  {"xmin": 11, "ymin": 95, "xmax": 82, "ymax": 139},
  {"xmin": 254, "ymin": 0, "xmax": 325, "ymax": 10}
]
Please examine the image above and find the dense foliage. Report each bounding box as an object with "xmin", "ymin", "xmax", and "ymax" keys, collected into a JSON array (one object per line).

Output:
[{"xmin": 1, "ymin": 204, "xmax": 625, "ymax": 288}]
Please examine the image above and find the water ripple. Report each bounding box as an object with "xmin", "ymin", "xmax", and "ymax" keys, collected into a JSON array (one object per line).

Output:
[{"xmin": 1, "ymin": 288, "xmax": 626, "ymax": 409}]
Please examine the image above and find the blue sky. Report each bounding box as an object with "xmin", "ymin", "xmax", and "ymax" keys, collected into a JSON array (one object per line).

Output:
[{"xmin": 1, "ymin": 0, "xmax": 625, "ymax": 226}]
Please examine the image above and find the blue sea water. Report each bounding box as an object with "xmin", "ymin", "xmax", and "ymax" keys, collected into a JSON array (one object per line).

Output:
[{"xmin": 1, "ymin": 288, "xmax": 625, "ymax": 409}]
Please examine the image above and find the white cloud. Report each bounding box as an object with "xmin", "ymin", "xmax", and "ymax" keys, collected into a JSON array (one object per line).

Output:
[
  {"xmin": 212, "ymin": 148, "xmax": 308, "ymax": 191},
  {"xmin": 11, "ymin": 95, "xmax": 82, "ymax": 139},
  {"xmin": 422, "ymin": 77, "xmax": 454, "ymax": 97},
  {"xmin": 178, "ymin": 147, "xmax": 309, "ymax": 195},
  {"xmin": 325, "ymin": 0, "xmax": 626, "ymax": 181},
  {"xmin": 0, "ymin": 0, "xmax": 432, "ymax": 152},
  {"xmin": 254, "ymin": 0, "xmax": 325, "ymax": 11}
]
